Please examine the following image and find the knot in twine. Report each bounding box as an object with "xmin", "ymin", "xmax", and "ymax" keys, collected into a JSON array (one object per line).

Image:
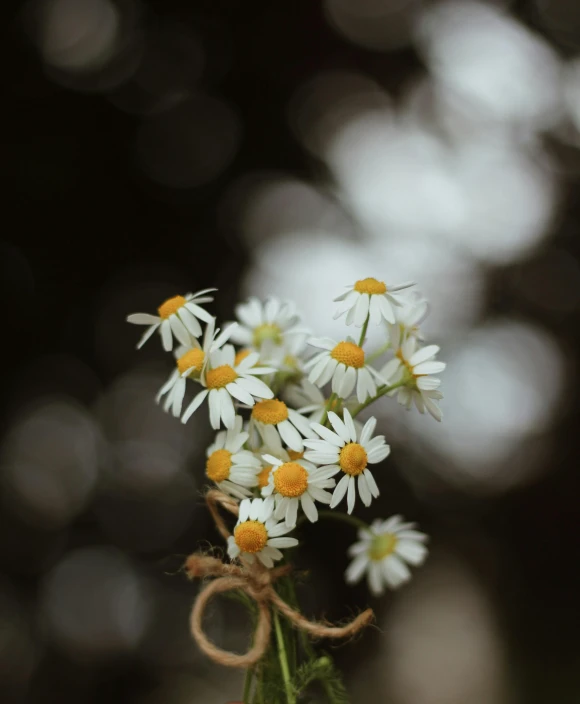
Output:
[{"xmin": 185, "ymin": 489, "xmax": 375, "ymax": 668}]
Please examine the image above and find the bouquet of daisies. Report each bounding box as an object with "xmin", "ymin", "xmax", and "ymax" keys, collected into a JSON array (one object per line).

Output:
[{"xmin": 127, "ymin": 276, "xmax": 444, "ymax": 703}]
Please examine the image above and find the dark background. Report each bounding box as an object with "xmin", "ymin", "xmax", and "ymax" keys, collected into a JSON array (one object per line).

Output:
[{"xmin": 3, "ymin": 0, "xmax": 580, "ymax": 702}]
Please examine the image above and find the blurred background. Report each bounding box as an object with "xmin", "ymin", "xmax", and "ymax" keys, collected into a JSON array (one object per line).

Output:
[{"xmin": 3, "ymin": 0, "xmax": 580, "ymax": 701}]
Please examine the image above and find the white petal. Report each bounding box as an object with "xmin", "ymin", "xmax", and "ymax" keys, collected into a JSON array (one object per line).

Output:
[
  {"xmin": 358, "ymin": 473, "xmax": 372, "ymax": 507},
  {"xmin": 127, "ymin": 313, "xmax": 160, "ymax": 325},
  {"xmin": 226, "ymin": 382, "xmax": 255, "ymax": 407},
  {"xmin": 287, "ymin": 409, "xmax": 313, "ymax": 437},
  {"xmin": 181, "ymin": 389, "xmax": 208, "ymax": 423},
  {"xmin": 258, "ymin": 552, "xmax": 274, "ymax": 569},
  {"xmin": 171, "ymin": 377, "xmax": 186, "ymax": 417},
  {"xmin": 327, "ymin": 412, "xmax": 349, "ymax": 443},
  {"xmin": 239, "ymin": 499, "xmax": 251, "ymax": 522},
  {"xmin": 360, "ymin": 416, "xmax": 377, "ymax": 446},
  {"xmin": 267, "ymin": 537, "xmax": 298, "ymax": 548},
  {"xmin": 267, "ymin": 522, "xmax": 293, "ymax": 538},
  {"xmin": 345, "ymin": 553, "xmax": 369, "ymax": 584},
  {"xmin": 160, "ymin": 319, "xmax": 173, "ymax": 351},
  {"xmin": 367, "ymin": 443, "xmax": 390, "ymax": 464},
  {"xmin": 185, "ymin": 302, "xmax": 214, "ymax": 324},
  {"xmin": 354, "ymin": 294, "xmax": 369, "ymax": 327},
  {"xmin": 310, "ymin": 424, "xmax": 342, "ymax": 449},
  {"xmin": 170, "ymin": 315, "xmax": 191, "ymax": 346},
  {"xmin": 278, "ymin": 420, "xmax": 303, "ymax": 452},
  {"xmin": 136, "ymin": 323, "xmax": 160, "ymax": 349},
  {"xmin": 396, "ymin": 540, "xmax": 428, "ymax": 565},
  {"xmin": 236, "ymin": 375, "xmax": 273, "ymax": 399},
  {"xmin": 330, "ymin": 474, "xmax": 349, "ymax": 508},
  {"xmin": 249, "ymin": 498, "xmax": 262, "ymax": 520},
  {"xmin": 409, "ymin": 344, "xmax": 440, "ymax": 366},
  {"xmin": 179, "ymin": 307, "xmax": 203, "ymax": 337},
  {"xmin": 209, "ymin": 390, "xmax": 222, "ymax": 429},
  {"xmin": 339, "ymin": 366, "xmax": 356, "ymax": 399},
  {"xmin": 378, "ymin": 295, "xmax": 396, "ymax": 324},
  {"xmin": 285, "ymin": 499, "xmax": 298, "ymax": 528},
  {"xmin": 300, "ymin": 492, "xmax": 318, "ymax": 522},
  {"xmin": 219, "ymin": 388, "xmax": 236, "ymax": 429},
  {"xmin": 368, "ymin": 562, "xmax": 385, "ymax": 595},
  {"xmin": 383, "ymin": 555, "xmax": 411, "ymax": 587},
  {"xmin": 363, "ymin": 469, "xmax": 380, "ymax": 498},
  {"xmin": 342, "ymin": 409, "xmax": 358, "ymax": 443},
  {"xmin": 346, "ymin": 476, "xmax": 356, "ymax": 514}
]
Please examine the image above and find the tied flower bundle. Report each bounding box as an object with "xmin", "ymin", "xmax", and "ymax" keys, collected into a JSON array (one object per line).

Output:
[{"xmin": 127, "ymin": 276, "xmax": 445, "ymax": 703}]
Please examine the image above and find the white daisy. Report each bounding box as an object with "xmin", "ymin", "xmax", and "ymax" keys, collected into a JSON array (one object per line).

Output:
[
  {"xmin": 305, "ymin": 337, "xmax": 385, "ymax": 403},
  {"xmin": 156, "ymin": 319, "xmax": 236, "ymax": 417},
  {"xmin": 227, "ymin": 498, "xmax": 298, "ymax": 568},
  {"xmin": 251, "ymin": 398, "xmax": 314, "ymax": 453},
  {"xmin": 304, "ymin": 409, "xmax": 390, "ymax": 514},
  {"xmin": 230, "ymin": 297, "xmax": 307, "ymax": 350},
  {"xmin": 387, "ymin": 291, "xmax": 429, "ymax": 350},
  {"xmin": 205, "ymin": 417, "xmax": 262, "ymax": 500},
  {"xmin": 334, "ymin": 277, "xmax": 414, "ymax": 327},
  {"xmin": 127, "ymin": 289, "xmax": 216, "ymax": 350},
  {"xmin": 260, "ymin": 453, "xmax": 335, "ymax": 528},
  {"xmin": 345, "ymin": 515, "xmax": 429, "ymax": 595},
  {"xmin": 181, "ymin": 344, "xmax": 275, "ymax": 429},
  {"xmin": 380, "ymin": 337, "xmax": 445, "ymax": 422}
]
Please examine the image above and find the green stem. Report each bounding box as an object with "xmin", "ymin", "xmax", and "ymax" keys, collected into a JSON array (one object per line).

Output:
[
  {"xmin": 320, "ymin": 392, "xmax": 337, "ymax": 428},
  {"xmin": 243, "ymin": 667, "xmax": 253, "ymax": 703},
  {"xmin": 358, "ymin": 315, "xmax": 370, "ymax": 347},
  {"xmin": 317, "ymin": 509, "xmax": 370, "ymax": 532},
  {"xmin": 351, "ymin": 380, "xmax": 406, "ymax": 418},
  {"xmin": 366, "ymin": 340, "xmax": 391, "ymax": 364},
  {"xmin": 273, "ymin": 609, "xmax": 295, "ymax": 704}
]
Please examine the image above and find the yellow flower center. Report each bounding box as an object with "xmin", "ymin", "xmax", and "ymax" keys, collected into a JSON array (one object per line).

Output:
[
  {"xmin": 257, "ymin": 465, "xmax": 272, "ymax": 489},
  {"xmin": 339, "ymin": 443, "xmax": 368, "ymax": 476},
  {"xmin": 234, "ymin": 520, "xmax": 268, "ymax": 554},
  {"xmin": 206, "ymin": 365, "xmax": 238, "ymax": 389},
  {"xmin": 331, "ymin": 342, "xmax": 365, "ymax": 369},
  {"xmin": 206, "ymin": 449, "xmax": 232, "ymax": 483},
  {"xmin": 253, "ymin": 323, "xmax": 282, "ymax": 347},
  {"xmin": 273, "ymin": 462, "xmax": 309, "ymax": 498},
  {"xmin": 369, "ymin": 533, "xmax": 398, "ymax": 561},
  {"xmin": 287, "ymin": 449, "xmax": 304, "ymax": 461},
  {"xmin": 158, "ymin": 295, "xmax": 186, "ymax": 319},
  {"xmin": 252, "ymin": 399, "xmax": 288, "ymax": 425},
  {"xmin": 354, "ymin": 278, "xmax": 387, "ymax": 295},
  {"xmin": 177, "ymin": 348, "xmax": 205, "ymax": 377},
  {"xmin": 235, "ymin": 348, "xmax": 253, "ymax": 366}
]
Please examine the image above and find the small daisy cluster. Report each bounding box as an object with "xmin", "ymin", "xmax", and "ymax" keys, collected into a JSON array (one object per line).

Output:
[{"xmin": 128, "ymin": 276, "xmax": 442, "ymax": 595}]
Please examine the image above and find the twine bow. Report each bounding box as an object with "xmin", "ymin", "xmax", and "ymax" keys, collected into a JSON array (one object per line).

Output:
[{"xmin": 185, "ymin": 489, "xmax": 375, "ymax": 668}]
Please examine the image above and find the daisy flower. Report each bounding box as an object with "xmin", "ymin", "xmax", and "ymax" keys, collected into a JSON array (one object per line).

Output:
[
  {"xmin": 251, "ymin": 399, "xmax": 314, "ymax": 453},
  {"xmin": 304, "ymin": 409, "xmax": 390, "ymax": 514},
  {"xmin": 127, "ymin": 289, "xmax": 216, "ymax": 350},
  {"xmin": 230, "ymin": 297, "xmax": 307, "ymax": 350},
  {"xmin": 156, "ymin": 319, "xmax": 236, "ymax": 418},
  {"xmin": 261, "ymin": 453, "xmax": 335, "ymax": 527},
  {"xmin": 227, "ymin": 498, "xmax": 298, "ymax": 568},
  {"xmin": 305, "ymin": 337, "xmax": 384, "ymax": 403},
  {"xmin": 387, "ymin": 291, "xmax": 429, "ymax": 350},
  {"xmin": 205, "ymin": 417, "xmax": 262, "ymax": 499},
  {"xmin": 334, "ymin": 277, "xmax": 414, "ymax": 327},
  {"xmin": 345, "ymin": 515, "xmax": 429, "ymax": 595},
  {"xmin": 380, "ymin": 338, "xmax": 445, "ymax": 422},
  {"xmin": 181, "ymin": 344, "xmax": 275, "ymax": 429}
]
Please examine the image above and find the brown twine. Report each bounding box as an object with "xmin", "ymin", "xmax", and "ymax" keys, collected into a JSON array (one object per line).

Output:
[{"xmin": 186, "ymin": 489, "xmax": 375, "ymax": 668}]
